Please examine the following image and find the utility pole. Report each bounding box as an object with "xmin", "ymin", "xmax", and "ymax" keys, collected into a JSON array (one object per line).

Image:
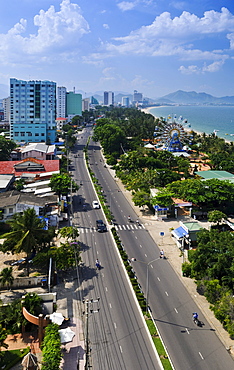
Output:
[{"xmin": 83, "ymin": 298, "xmax": 100, "ymax": 369}]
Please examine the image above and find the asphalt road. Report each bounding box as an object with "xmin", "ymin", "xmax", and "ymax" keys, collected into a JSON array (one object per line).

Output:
[
  {"xmin": 86, "ymin": 130, "xmax": 234, "ymax": 370},
  {"xmin": 70, "ymin": 127, "xmax": 162, "ymax": 370}
]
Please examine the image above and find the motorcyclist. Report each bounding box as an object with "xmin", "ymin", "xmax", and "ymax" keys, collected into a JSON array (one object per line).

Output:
[
  {"xmin": 128, "ymin": 216, "xmax": 131, "ymax": 222},
  {"xmin": 160, "ymin": 249, "xmax": 165, "ymax": 258},
  {"xmin": 136, "ymin": 219, "xmax": 139, "ymax": 225},
  {"xmin": 192, "ymin": 312, "xmax": 198, "ymax": 321},
  {"xmin": 96, "ymin": 259, "xmax": 101, "ymax": 269}
]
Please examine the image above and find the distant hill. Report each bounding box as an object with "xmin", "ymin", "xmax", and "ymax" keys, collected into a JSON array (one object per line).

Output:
[{"xmin": 156, "ymin": 90, "xmax": 234, "ymax": 105}]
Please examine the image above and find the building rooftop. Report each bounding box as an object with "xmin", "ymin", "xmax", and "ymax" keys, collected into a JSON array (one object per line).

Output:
[
  {"xmin": 0, "ymin": 158, "xmax": 59, "ymax": 176},
  {"xmin": 195, "ymin": 170, "xmax": 234, "ymax": 181}
]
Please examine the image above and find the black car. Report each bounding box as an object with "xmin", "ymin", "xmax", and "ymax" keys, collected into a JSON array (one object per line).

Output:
[{"xmin": 96, "ymin": 219, "xmax": 107, "ymax": 232}]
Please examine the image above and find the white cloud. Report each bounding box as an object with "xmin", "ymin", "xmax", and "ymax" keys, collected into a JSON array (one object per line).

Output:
[
  {"xmin": 103, "ymin": 24, "xmax": 109, "ymax": 29},
  {"xmin": 117, "ymin": 2, "xmax": 137, "ymax": 12},
  {"xmin": 179, "ymin": 60, "xmax": 225, "ymax": 74},
  {"xmin": 202, "ymin": 60, "xmax": 225, "ymax": 72},
  {"xmin": 104, "ymin": 7, "xmax": 234, "ymax": 62},
  {"xmin": 0, "ymin": 0, "xmax": 89, "ymax": 64},
  {"xmin": 179, "ymin": 65, "xmax": 200, "ymax": 74}
]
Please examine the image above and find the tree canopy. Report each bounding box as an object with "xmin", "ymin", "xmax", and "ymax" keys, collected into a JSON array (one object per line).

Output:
[{"xmin": 50, "ymin": 173, "xmax": 79, "ymax": 196}]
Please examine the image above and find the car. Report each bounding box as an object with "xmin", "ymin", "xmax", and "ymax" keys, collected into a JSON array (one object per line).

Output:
[
  {"xmin": 96, "ymin": 219, "xmax": 107, "ymax": 232},
  {"xmin": 92, "ymin": 200, "xmax": 100, "ymax": 209}
]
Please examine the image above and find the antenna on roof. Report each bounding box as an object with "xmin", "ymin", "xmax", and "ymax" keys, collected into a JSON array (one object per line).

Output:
[{"xmin": 73, "ymin": 87, "xmax": 75, "ymax": 93}]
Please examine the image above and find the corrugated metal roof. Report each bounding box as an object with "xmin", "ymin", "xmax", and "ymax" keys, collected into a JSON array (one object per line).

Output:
[{"xmin": 195, "ymin": 170, "xmax": 234, "ymax": 180}]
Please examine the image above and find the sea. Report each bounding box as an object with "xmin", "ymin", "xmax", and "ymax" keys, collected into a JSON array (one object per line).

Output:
[{"xmin": 147, "ymin": 105, "xmax": 234, "ymax": 142}]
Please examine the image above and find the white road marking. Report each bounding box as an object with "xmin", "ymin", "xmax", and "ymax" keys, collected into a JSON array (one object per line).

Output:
[
  {"xmin": 140, "ymin": 245, "xmax": 142, "ymax": 248},
  {"xmin": 165, "ymin": 291, "xmax": 169, "ymax": 296},
  {"xmin": 120, "ymin": 346, "xmax": 123, "ymax": 353},
  {"xmin": 186, "ymin": 328, "xmax": 190, "ymax": 335},
  {"xmin": 127, "ymin": 225, "xmax": 130, "ymax": 230},
  {"xmin": 109, "ymin": 303, "xmax": 112, "ymax": 309},
  {"xmin": 114, "ymin": 322, "xmax": 117, "ymax": 329},
  {"xmin": 142, "ymin": 224, "xmax": 145, "ymax": 229},
  {"xmin": 199, "ymin": 352, "xmax": 204, "ymax": 360},
  {"xmin": 119, "ymin": 225, "xmax": 122, "ymax": 230},
  {"xmin": 145, "ymin": 254, "xmax": 147, "ymax": 257},
  {"xmin": 135, "ymin": 236, "xmax": 138, "ymax": 239},
  {"xmin": 174, "ymin": 308, "xmax": 178, "ymax": 313},
  {"xmin": 105, "ymin": 287, "xmax": 108, "ymax": 292},
  {"xmin": 122, "ymin": 225, "xmax": 126, "ymax": 230},
  {"xmin": 157, "ymin": 277, "xmax": 160, "ymax": 281},
  {"xmin": 130, "ymin": 225, "xmax": 134, "ymax": 229}
]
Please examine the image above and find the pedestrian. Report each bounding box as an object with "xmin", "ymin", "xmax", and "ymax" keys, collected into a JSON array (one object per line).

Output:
[{"xmin": 160, "ymin": 249, "xmax": 164, "ymax": 259}]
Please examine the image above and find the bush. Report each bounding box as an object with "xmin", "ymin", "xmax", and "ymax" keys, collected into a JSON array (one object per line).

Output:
[
  {"xmin": 41, "ymin": 323, "xmax": 62, "ymax": 370},
  {"xmin": 182, "ymin": 262, "xmax": 191, "ymax": 277}
]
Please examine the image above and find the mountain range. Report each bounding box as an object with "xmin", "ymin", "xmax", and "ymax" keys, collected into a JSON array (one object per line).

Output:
[
  {"xmin": 85, "ymin": 90, "xmax": 234, "ymax": 106},
  {"xmin": 156, "ymin": 90, "xmax": 234, "ymax": 105}
]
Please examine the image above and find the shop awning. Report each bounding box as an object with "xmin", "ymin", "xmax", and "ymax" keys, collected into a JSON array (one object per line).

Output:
[{"xmin": 172, "ymin": 226, "xmax": 189, "ymax": 239}]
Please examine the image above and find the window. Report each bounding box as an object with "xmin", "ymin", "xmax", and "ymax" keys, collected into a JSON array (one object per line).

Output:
[
  {"xmin": 35, "ymin": 133, "xmax": 39, "ymax": 136},
  {"xmin": 9, "ymin": 208, "xmax": 13, "ymax": 214},
  {"xmin": 20, "ymin": 132, "xmax": 25, "ymax": 136}
]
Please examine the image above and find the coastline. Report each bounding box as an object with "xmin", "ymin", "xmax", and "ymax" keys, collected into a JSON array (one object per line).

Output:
[{"xmin": 141, "ymin": 106, "xmax": 231, "ymax": 143}]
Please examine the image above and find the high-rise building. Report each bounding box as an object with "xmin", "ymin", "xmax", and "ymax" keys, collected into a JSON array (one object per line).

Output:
[
  {"xmin": 3, "ymin": 97, "xmax": 10, "ymax": 122},
  {"xmin": 122, "ymin": 97, "xmax": 129, "ymax": 107},
  {"xmin": 10, "ymin": 78, "xmax": 56, "ymax": 143},
  {"xmin": 57, "ymin": 86, "xmax": 66, "ymax": 118},
  {"xmin": 82, "ymin": 98, "xmax": 90, "ymax": 112},
  {"xmin": 104, "ymin": 91, "xmax": 114, "ymax": 106},
  {"xmin": 133, "ymin": 90, "xmax": 143, "ymax": 104},
  {"xmin": 66, "ymin": 91, "xmax": 82, "ymax": 119}
]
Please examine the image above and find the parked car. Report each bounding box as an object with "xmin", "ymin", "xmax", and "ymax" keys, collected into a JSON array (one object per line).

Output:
[
  {"xmin": 92, "ymin": 200, "xmax": 100, "ymax": 209},
  {"xmin": 96, "ymin": 219, "xmax": 107, "ymax": 232}
]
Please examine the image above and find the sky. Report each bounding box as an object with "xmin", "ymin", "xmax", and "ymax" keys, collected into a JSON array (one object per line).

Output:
[{"xmin": 0, "ymin": 0, "xmax": 234, "ymax": 99}]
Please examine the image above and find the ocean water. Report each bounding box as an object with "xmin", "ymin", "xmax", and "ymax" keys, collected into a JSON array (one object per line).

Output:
[{"xmin": 148, "ymin": 105, "xmax": 234, "ymax": 141}]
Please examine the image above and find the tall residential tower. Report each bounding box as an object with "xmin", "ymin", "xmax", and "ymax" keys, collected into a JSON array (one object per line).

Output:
[{"xmin": 10, "ymin": 78, "xmax": 56, "ymax": 143}]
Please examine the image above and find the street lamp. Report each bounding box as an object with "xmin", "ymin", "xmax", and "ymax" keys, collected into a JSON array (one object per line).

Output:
[{"xmin": 131, "ymin": 257, "xmax": 160, "ymax": 314}]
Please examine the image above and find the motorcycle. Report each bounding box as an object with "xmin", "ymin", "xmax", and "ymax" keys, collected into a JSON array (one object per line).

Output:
[{"xmin": 96, "ymin": 262, "xmax": 101, "ymax": 270}]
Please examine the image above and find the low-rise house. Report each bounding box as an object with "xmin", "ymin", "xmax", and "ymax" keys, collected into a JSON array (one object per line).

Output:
[
  {"xmin": 171, "ymin": 220, "xmax": 204, "ymax": 249},
  {"xmin": 0, "ymin": 158, "xmax": 60, "ymax": 177},
  {"xmin": 0, "ymin": 190, "xmax": 58, "ymax": 220},
  {"xmin": 0, "ymin": 174, "xmax": 15, "ymax": 192},
  {"xmin": 20, "ymin": 143, "xmax": 57, "ymax": 160}
]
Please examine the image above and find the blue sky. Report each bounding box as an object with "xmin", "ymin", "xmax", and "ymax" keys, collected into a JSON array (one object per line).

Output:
[{"xmin": 0, "ymin": 0, "xmax": 234, "ymax": 99}]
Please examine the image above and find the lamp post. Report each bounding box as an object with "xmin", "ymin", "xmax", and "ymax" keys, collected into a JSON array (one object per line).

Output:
[{"xmin": 131, "ymin": 257, "xmax": 160, "ymax": 313}]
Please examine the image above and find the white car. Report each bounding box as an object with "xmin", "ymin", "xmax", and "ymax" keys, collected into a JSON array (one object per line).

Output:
[{"xmin": 92, "ymin": 200, "xmax": 100, "ymax": 209}]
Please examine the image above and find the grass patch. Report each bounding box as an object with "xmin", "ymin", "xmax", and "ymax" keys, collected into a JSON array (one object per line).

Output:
[
  {"xmin": 146, "ymin": 319, "xmax": 172, "ymax": 370},
  {"xmin": 0, "ymin": 348, "xmax": 30, "ymax": 370}
]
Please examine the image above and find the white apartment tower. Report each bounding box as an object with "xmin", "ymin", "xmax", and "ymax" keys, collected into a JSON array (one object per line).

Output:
[
  {"xmin": 10, "ymin": 78, "xmax": 56, "ymax": 143},
  {"xmin": 3, "ymin": 97, "xmax": 10, "ymax": 122},
  {"xmin": 57, "ymin": 86, "xmax": 67, "ymax": 118}
]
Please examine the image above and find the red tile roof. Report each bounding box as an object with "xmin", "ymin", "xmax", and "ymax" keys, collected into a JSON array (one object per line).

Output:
[{"xmin": 0, "ymin": 158, "xmax": 60, "ymax": 176}]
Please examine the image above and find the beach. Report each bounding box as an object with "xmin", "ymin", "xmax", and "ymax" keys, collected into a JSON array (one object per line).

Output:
[{"xmin": 141, "ymin": 105, "xmax": 234, "ymax": 142}]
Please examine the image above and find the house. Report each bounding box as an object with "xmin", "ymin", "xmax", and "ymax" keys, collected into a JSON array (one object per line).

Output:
[
  {"xmin": 0, "ymin": 174, "xmax": 15, "ymax": 192},
  {"xmin": 0, "ymin": 190, "xmax": 58, "ymax": 221},
  {"xmin": 195, "ymin": 170, "xmax": 234, "ymax": 182},
  {"xmin": 0, "ymin": 158, "xmax": 60, "ymax": 177},
  {"xmin": 20, "ymin": 143, "xmax": 57, "ymax": 160},
  {"xmin": 171, "ymin": 220, "xmax": 204, "ymax": 249}
]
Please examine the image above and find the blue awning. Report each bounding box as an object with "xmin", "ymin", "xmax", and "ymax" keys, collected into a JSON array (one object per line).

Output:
[{"xmin": 172, "ymin": 226, "xmax": 189, "ymax": 239}]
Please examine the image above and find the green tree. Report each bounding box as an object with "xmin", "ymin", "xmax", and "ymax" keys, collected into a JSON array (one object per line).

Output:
[
  {"xmin": 1, "ymin": 208, "xmax": 53, "ymax": 275},
  {"xmin": 0, "ymin": 324, "xmax": 8, "ymax": 354},
  {"xmin": 151, "ymin": 189, "xmax": 174, "ymax": 208},
  {"xmin": 208, "ymin": 210, "xmax": 227, "ymax": 226},
  {"xmin": 0, "ymin": 137, "xmax": 16, "ymax": 161},
  {"xmin": 132, "ymin": 190, "xmax": 151, "ymax": 208},
  {"xmin": 50, "ymin": 173, "xmax": 79, "ymax": 196},
  {"xmin": 0, "ymin": 267, "xmax": 14, "ymax": 289}
]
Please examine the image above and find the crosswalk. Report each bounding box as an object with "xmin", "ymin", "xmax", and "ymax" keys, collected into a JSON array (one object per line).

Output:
[{"xmin": 77, "ymin": 223, "xmax": 145, "ymax": 234}]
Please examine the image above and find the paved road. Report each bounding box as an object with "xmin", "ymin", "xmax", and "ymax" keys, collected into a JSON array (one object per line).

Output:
[
  {"xmin": 87, "ymin": 132, "xmax": 234, "ymax": 370},
  {"xmin": 70, "ymin": 127, "xmax": 162, "ymax": 370}
]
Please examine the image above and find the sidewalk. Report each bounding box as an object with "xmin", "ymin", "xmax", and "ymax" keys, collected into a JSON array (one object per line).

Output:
[{"xmin": 107, "ymin": 163, "xmax": 234, "ymax": 357}]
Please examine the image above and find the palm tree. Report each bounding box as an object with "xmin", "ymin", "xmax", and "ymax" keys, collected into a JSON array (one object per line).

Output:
[
  {"xmin": 1, "ymin": 208, "xmax": 52, "ymax": 275},
  {"xmin": 0, "ymin": 324, "xmax": 8, "ymax": 355},
  {"xmin": 0, "ymin": 267, "xmax": 14, "ymax": 289}
]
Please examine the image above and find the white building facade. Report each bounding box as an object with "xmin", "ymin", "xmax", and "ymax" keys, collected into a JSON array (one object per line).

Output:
[{"xmin": 10, "ymin": 78, "xmax": 56, "ymax": 143}]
